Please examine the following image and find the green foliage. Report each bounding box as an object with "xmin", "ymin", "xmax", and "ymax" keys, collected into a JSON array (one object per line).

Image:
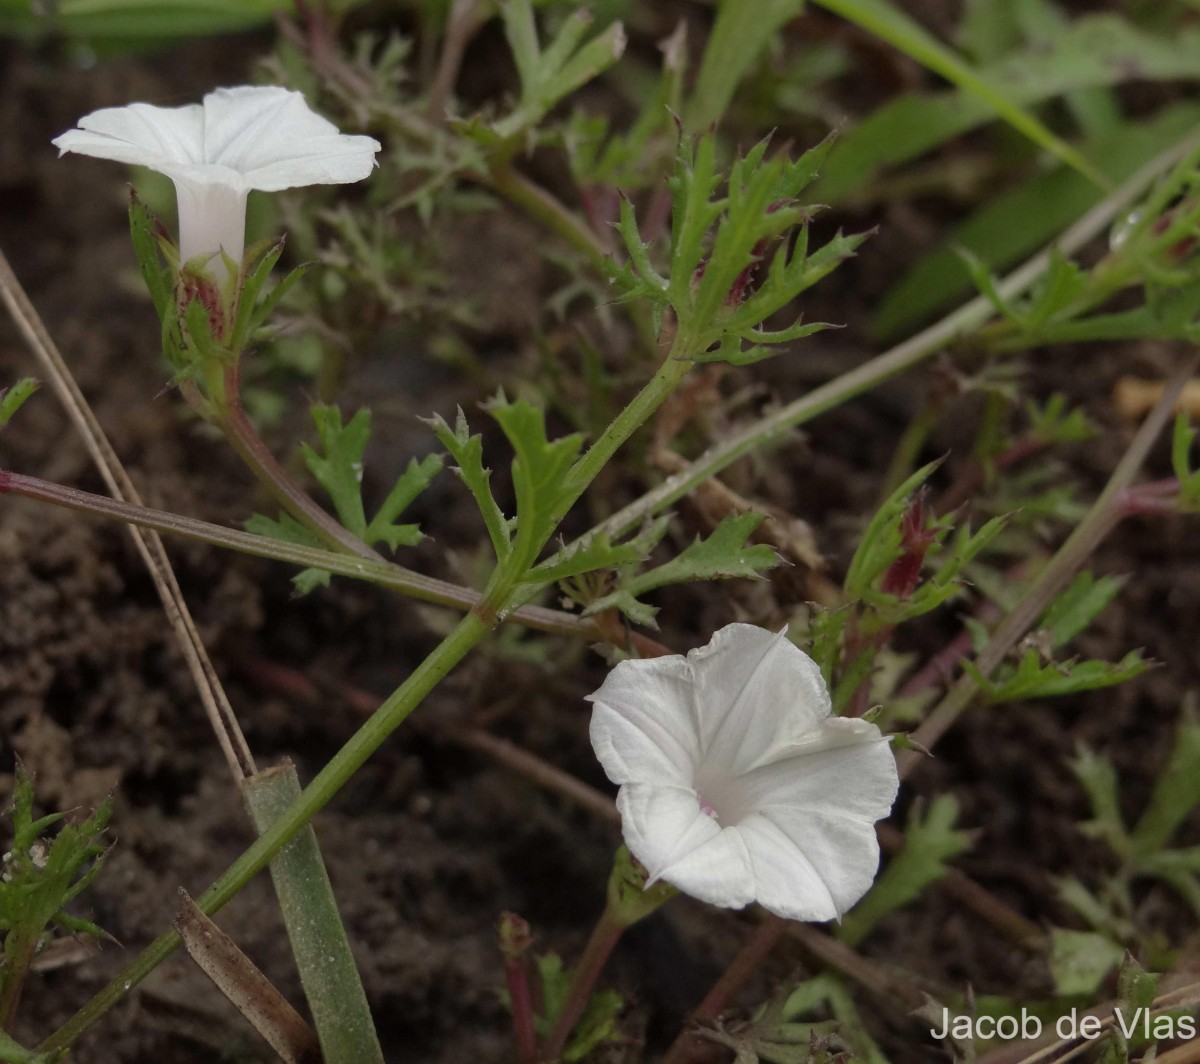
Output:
[
  {"xmin": 811, "ymin": 0, "xmax": 1105, "ymax": 191},
  {"xmin": 296, "ymin": 405, "xmax": 442, "ymax": 552},
  {"xmin": 1068, "ymin": 709, "xmax": 1200, "ymax": 921},
  {"xmin": 685, "ymin": 0, "xmax": 806, "ymax": 131},
  {"xmin": 844, "ymin": 461, "xmax": 1006, "ymax": 624},
  {"xmin": 0, "ymin": 379, "xmax": 37, "ymax": 429},
  {"xmin": 582, "ymin": 513, "xmax": 780, "ymax": 627},
  {"xmin": 874, "ymin": 104, "xmax": 1200, "ymax": 339},
  {"xmin": 1, "ymin": 765, "xmax": 111, "ymax": 1030},
  {"xmin": 964, "ymin": 649, "xmax": 1148, "ymax": 702},
  {"xmin": 613, "ymin": 132, "xmax": 866, "ymax": 358},
  {"xmin": 711, "ymin": 976, "xmax": 887, "ymax": 1064},
  {"xmin": 532, "ymin": 954, "xmax": 623, "ymax": 1062},
  {"xmin": 838, "ymin": 796, "xmax": 973, "ymax": 946},
  {"xmin": 1098, "ymin": 955, "xmax": 1160, "ymax": 1064},
  {"xmin": 1049, "ymin": 929, "xmax": 1126, "ymax": 996},
  {"xmin": 428, "ymin": 408, "xmax": 513, "ymax": 563},
  {"xmin": 490, "ymin": 0, "xmax": 626, "ymax": 141},
  {"xmin": 0, "ymin": 0, "xmax": 298, "ymax": 44}
]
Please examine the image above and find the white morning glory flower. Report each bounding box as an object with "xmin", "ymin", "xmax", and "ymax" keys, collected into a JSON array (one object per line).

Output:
[
  {"xmin": 587, "ymin": 623, "xmax": 899, "ymax": 922},
  {"xmin": 52, "ymin": 85, "xmax": 381, "ymax": 273}
]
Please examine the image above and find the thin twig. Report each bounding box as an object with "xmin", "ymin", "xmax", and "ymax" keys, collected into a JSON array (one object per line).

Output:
[
  {"xmin": 0, "ymin": 248, "xmax": 255, "ymax": 783},
  {"xmin": 0, "ymin": 470, "xmax": 606, "ymax": 639}
]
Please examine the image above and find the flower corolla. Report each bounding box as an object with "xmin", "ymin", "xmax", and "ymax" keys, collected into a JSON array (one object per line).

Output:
[
  {"xmin": 587, "ymin": 623, "xmax": 899, "ymax": 922},
  {"xmin": 52, "ymin": 85, "xmax": 381, "ymax": 272}
]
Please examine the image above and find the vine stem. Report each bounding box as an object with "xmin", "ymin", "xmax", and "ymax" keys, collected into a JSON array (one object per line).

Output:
[
  {"xmin": 660, "ymin": 915, "xmax": 789, "ymax": 1064},
  {"xmin": 0, "ymin": 470, "xmax": 601, "ymax": 639},
  {"xmin": 38, "ymin": 318, "xmax": 698, "ymax": 1059}
]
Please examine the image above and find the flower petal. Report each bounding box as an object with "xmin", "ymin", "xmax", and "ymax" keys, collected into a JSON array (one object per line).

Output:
[
  {"xmin": 587, "ymin": 654, "xmax": 699, "ymax": 787},
  {"xmin": 617, "ymin": 784, "xmax": 757, "ymax": 909},
  {"xmin": 691, "ymin": 624, "xmax": 831, "ymax": 775},
  {"xmin": 744, "ymin": 805, "xmax": 886, "ymax": 920},
  {"xmin": 53, "ymin": 100, "xmax": 206, "ymax": 171},
  {"xmin": 199, "ymin": 86, "xmax": 381, "ymax": 192},
  {"xmin": 733, "ymin": 721, "xmax": 899, "ymax": 823}
]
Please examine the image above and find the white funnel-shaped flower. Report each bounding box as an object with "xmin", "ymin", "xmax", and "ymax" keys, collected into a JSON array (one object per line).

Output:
[
  {"xmin": 53, "ymin": 85, "xmax": 381, "ymax": 274},
  {"xmin": 588, "ymin": 624, "xmax": 899, "ymax": 922}
]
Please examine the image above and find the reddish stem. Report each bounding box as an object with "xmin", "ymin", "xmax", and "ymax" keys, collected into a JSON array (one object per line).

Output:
[
  {"xmin": 542, "ymin": 907, "xmax": 626, "ymax": 1062},
  {"xmin": 661, "ymin": 915, "xmax": 788, "ymax": 1064}
]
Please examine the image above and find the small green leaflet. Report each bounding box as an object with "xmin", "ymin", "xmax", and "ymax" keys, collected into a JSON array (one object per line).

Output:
[
  {"xmin": 838, "ymin": 795, "xmax": 973, "ymax": 947},
  {"xmin": 427, "ymin": 407, "xmax": 513, "ymax": 561},
  {"xmin": 0, "ymin": 378, "xmax": 38, "ymax": 428},
  {"xmin": 584, "ymin": 512, "xmax": 780, "ymax": 627},
  {"xmin": 484, "ymin": 395, "xmax": 584, "ymax": 561},
  {"xmin": 300, "ymin": 404, "xmax": 441, "ymax": 551},
  {"xmin": 491, "ymin": 0, "xmax": 626, "ymax": 141},
  {"xmin": 1048, "ymin": 929, "xmax": 1125, "ymax": 997},
  {"xmin": 532, "ymin": 954, "xmax": 623, "ymax": 1062},
  {"xmin": 962, "ymin": 648, "xmax": 1148, "ymax": 701},
  {"xmin": 244, "ymin": 512, "xmax": 331, "ymax": 594}
]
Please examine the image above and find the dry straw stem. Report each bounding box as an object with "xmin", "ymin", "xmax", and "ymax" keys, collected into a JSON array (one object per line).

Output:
[{"xmin": 0, "ymin": 247, "xmax": 256, "ymax": 783}]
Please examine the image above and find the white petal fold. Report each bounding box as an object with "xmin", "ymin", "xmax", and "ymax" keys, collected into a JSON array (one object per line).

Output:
[{"xmin": 587, "ymin": 623, "xmax": 900, "ymax": 923}]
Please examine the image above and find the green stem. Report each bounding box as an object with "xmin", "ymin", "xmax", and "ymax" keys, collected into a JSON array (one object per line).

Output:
[
  {"xmin": 897, "ymin": 347, "xmax": 1200, "ymax": 779},
  {"xmin": 37, "ymin": 310, "xmax": 701, "ymax": 1062},
  {"xmin": 38, "ymin": 609, "xmax": 491, "ymax": 1057},
  {"xmin": 0, "ymin": 929, "xmax": 38, "ymax": 1033},
  {"xmin": 0, "ymin": 471, "xmax": 598, "ymax": 640}
]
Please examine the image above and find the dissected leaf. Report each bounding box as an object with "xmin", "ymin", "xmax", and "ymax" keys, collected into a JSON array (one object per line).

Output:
[
  {"xmin": 1049, "ymin": 929, "xmax": 1125, "ymax": 997},
  {"xmin": 838, "ymin": 795, "xmax": 973, "ymax": 946},
  {"xmin": 584, "ymin": 512, "xmax": 779, "ymax": 627},
  {"xmin": 427, "ymin": 407, "xmax": 512, "ymax": 561},
  {"xmin": 485, "ymin": 395, "xmax": 584, "ymax": 560},
  {"xmin": 1131, "ymin": 707, "xmax": 1200, "ymax": 859},
  {"xmin": 963, "ymin": 649, "xmax": 1148, "ymax": 702}
]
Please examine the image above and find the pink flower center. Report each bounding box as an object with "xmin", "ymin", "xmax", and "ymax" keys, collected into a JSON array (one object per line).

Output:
[{"xmin": 696, "ymin": 789, "xmax": 720, "ymax": 821}]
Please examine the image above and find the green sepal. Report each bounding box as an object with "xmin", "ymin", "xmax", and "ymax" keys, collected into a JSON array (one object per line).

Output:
[
  {"xmin": 844, "ymin": 460, "xmax": 942, "ymax": 598},
  {"xmin": 127, "ymin": 189, "xmax": 174, "ymax": 322},
  {"xmin": 607, "ymin": 845, "xmax": 677, "ymax": 927}
]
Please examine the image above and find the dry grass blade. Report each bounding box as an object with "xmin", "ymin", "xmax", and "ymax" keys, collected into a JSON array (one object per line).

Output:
[
  {"xmin": 0, "ymin": 247, "xmax": 255, "ymax": 782},
  {"xmin": 174, "ymin": 891, "xmax": 321, "ymax": 1064}
]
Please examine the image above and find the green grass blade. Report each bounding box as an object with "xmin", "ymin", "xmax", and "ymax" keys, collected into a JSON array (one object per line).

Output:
[{"xmin": 811, "ymin": 0, "xmax": 1108, "ymax": 189}]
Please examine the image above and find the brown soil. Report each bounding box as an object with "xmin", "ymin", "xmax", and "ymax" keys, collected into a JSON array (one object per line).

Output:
[{"xmin": 1, "ymin": 10, "xmax": 1198, "ymax": 1064}]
